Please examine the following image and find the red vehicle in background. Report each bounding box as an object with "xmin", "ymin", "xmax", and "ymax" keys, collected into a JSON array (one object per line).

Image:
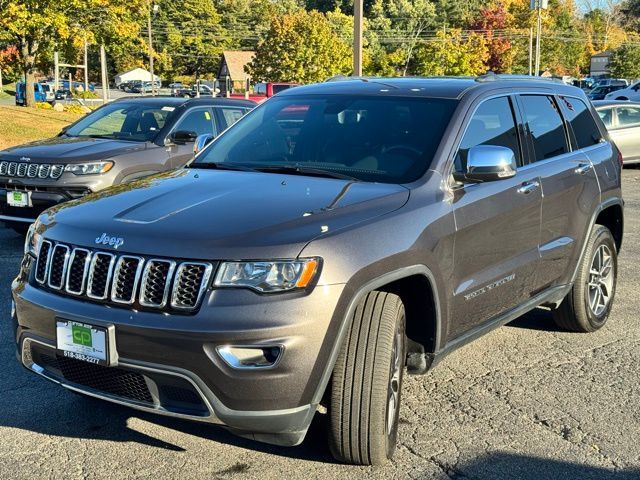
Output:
[{"xmin": 230, "ymin": 82, "xmax": 299, "ymax": 103}]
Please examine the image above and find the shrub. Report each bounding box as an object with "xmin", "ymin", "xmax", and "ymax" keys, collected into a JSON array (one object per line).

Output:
[{"xmin": 35, "ymin": 102, "xmax": 53, "ymax": 110}]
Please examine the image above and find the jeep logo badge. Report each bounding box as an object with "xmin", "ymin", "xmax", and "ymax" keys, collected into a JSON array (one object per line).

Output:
[
  {"xmin": 19, "ymin": 156, "xmax": 31, "ymax": 162},
  {"xmin": 95, "ymin": 233, "xmax": 125, "ymax": 249}
]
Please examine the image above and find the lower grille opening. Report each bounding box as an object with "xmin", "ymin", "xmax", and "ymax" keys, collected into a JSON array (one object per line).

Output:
[
  {"xmin": 36, "ymin": 352, "xmax": 154, "ymax": 404},
  {"xmin": 29, "ymin": 342, "xmax": 210, "ymax": 417}
]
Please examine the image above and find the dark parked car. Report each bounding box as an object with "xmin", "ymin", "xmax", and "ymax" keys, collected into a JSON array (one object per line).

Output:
[
  {"xmin": 594, "ymin": 99, "xmax": 640, "ymax": 164},
  {"xmin": 173, "ymin": 84, "xmax": 217, "ymax": 98},
  {"xmin": 587, "ymin": 85, "xmax": 625, "ymax": 100},
  {"xmin": 54, "ymin": 89, "xmax": 72, "ymax": 100},
  {"xmin": 13, "ymin": 77, "xmax": 623, "ymax": 465},
  {"xmin": 0, "ymin": 97, "xmax": 255, "ymax": 231}
]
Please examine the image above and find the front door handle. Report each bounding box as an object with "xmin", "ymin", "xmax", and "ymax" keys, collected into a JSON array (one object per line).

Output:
[
  {"xmin": 575, "ymin": 163, "xmax": 593, "ymax": 175},
  {"xmin": 517, "ymin": 181, "xmax": 540, "ymax": 195}
]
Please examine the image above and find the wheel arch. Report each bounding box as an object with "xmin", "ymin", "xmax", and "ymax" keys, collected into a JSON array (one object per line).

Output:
[
  {"xmin": 596, "ymin": 203, "xmax": 623, "ymax": 252},
  {"xmin": 311, "ymin": 265, "xmax": 443, "ymax": 406}
]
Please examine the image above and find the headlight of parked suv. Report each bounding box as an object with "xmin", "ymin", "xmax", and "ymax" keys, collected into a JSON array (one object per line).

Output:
[
  {"xmin": 24, "ymin": 221, "xmax": 42, "ymax": 257},
  {"xmin": 64, "ymin": 161, "xmax": 114, "ymax": 175},
  {"xmin": 214, "ymin": 259, "xmax": 319, "ymax": 293}
]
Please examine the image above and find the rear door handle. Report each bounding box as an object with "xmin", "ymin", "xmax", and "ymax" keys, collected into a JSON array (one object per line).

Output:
[
  {"xmin": 575, "ymin": 163, "xmax": 593, "ymax": 175},
  {"xmin": 517, "ymin": 181, "xmax": 540, "ymax": 195}
]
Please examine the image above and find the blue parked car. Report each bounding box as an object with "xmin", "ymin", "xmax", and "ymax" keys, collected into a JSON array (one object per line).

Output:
[{"xmin": 15, "ymin": 82, "xmax": 51, "ymax": 106}]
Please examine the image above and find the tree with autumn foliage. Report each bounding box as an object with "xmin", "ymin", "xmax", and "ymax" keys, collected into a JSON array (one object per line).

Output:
[
  {"xmin": 412, "ymin": 29, "xmax": 489, "ymax": 76},
  {"xmin": 467, "ymin": 3, "xmax": 514, "ymax": 73},
  {"xmin": 246, "ymin": 10, "xmax": 352, "ymax": 83}
]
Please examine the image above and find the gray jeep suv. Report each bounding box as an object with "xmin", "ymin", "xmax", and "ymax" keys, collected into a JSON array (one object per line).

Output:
[
  {"xmin": 0, "ymin": 96, "xmax": 255, "ymax": 232},
  {"xmin": 12, "ymin": 76, "xmax": 624, "ymax": 465}
]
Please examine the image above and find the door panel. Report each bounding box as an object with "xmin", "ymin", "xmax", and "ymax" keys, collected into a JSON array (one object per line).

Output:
[
  {"xmin": 451, "ymin": 177, "xmax": 542, "ymax": 337},
  {"xmin": 449, "ymin": 95, "xmax": 542, "ymax": 339}
]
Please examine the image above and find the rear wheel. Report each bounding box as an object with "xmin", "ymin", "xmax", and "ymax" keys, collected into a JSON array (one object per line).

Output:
[
  {"xmin": 328, "ymin": 291, "xmax": 406, "ymax": 465},
  {"xmin": 553, "ymin": 225, "xmax": 617, "ymax": 332}
]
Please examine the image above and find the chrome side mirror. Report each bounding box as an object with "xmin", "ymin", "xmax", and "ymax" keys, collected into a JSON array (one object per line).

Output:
[
  {"xmin": 193, "ymin": 133, "xmax": 215, "ymax": 155},
  {"xmin": 464, "ymin": 145, "xmax": 517, "ymax": 182}
]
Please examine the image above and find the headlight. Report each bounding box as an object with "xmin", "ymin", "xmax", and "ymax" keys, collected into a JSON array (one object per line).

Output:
[
  {"xmin": 24, "ymin": 221, "xmax": 42, "ymax": 256},
  {"xmin": 214, "ymin": 258, "xmax": 319, "ymax": 293},
  {"xmin": 64, "ymin": 161, "xmax": 114, "ymax": 175}
]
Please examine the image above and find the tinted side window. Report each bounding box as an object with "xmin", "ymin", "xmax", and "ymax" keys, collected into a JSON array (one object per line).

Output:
[
  {"xmin": 519, "ymin": 95, "xmax": 568, "ymax": 162},
  {"xmin": 218, "ymin": 107, "xmax": 247, "ymax": 129},
  {"xmin": 455, "ymin": 96, "xmax": 521, "ymax": 172},
  {"xmin": 616, "ymin": 106, "xmax": 640, "ymax": 127},
  {"xmin": 558, "ymin": 96, "xmax": 601, "ymax": 149},
  {"xmin": 174, "ymin": 108, "xmax": 215, "ymax": 136},
  {"xmin": 597, "ymin": 108, "xmax": 614, "ymax": 128}
]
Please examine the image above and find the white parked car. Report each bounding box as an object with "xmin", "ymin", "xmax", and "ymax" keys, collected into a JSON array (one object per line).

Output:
[{"xmin": 604, "ymin": 80, "xmax": 640, "ymax": 101}]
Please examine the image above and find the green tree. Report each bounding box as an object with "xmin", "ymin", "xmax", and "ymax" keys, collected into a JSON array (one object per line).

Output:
[
  {"xmin": 413, "ymin": 29, "xmax": 489, "ymax": 76},
  {"xmin": 246, "ymin": 10, "xmax": 352, "ymax": 83},
  {"xmin": 609, "ymin": 42, "xmax": 640, "ymax": 78}
]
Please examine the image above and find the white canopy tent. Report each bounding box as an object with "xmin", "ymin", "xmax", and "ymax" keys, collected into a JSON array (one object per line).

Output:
[{"xmin": 114, "ymin": 68, "xmax": 161, "ymax": 86}]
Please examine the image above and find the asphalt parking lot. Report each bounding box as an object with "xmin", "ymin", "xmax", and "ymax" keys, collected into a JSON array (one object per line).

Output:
[{"xmin": 0, "ymin": 170, "xmax": 639, "ymax": 480}]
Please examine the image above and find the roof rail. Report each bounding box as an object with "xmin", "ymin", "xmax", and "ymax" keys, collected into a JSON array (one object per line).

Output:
[{"xmin": 476, "ymin": 73, "xmax": 563, "ymax": 83}]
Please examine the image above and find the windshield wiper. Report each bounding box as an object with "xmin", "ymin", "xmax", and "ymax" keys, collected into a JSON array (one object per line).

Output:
[
  {"xmin": 187, "ymin": 162, "xmax": 259, "ymax": 172},
  {"xmin": 254, "ymin": 165, "xmax": 360, "ymax": 181}
]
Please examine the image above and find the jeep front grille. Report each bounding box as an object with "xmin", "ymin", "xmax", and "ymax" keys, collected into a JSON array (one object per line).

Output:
[
  {"xmin": 34, "ymin": 241, "xmax": 213, "ymax": 312},
  {"xmin": 0, "ymin": 161, "xmax": 65, "ymax": 180}
]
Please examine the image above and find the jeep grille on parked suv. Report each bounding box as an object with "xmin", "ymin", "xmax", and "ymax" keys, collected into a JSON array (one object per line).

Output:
[
  {"xmin": 33, "ymin": 239, "xmax": 214, "ymax": 312},
  {"xmin": 0, "ymin": 161, "xmax": 65, "ymax": 179}
]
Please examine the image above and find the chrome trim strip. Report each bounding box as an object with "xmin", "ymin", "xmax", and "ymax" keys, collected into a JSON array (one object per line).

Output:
[
  {"xmin": 217, "ymin": 344, "xmax": 284, "ymax": 370},
  {"xmin": 47, "ymin": 244, "xmax": 70, "ymax": 290},
  {"xmin": 0, "ymin": 215, "xmax": 37, "ymax": 223},
  {"xmin": 86, "ymin": 252, "xmax": 116, "ymax": 300},
  {"xmin": 34, "ymin": 240, "xmax": 53, "ymax": 284},
  {"xmin": 64, "ymin": 248, "xmax": 92, "ymax": 295},
  {"xmin": 110, "ymin": 255, "xmax": 145, "ymax": 304},
  {"xmin": 170, "ymin": 262, "xmax": 213, "ymax": 310},
  {"xmin": 21, "ymin": 337, "xmax": 217, "ymax": 423},
  {"xmin": 139, "ymin": 259, "xmax": 176, "ymax": 308}
]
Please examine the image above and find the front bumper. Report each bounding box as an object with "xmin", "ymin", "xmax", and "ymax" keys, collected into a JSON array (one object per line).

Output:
[
  {"xmin": 0, "ymin": 183, "xmax": 91, "ymax": 223},
  {"xmin": 13, "ymin": 276, "xmax": 346, "ymax": 446}
]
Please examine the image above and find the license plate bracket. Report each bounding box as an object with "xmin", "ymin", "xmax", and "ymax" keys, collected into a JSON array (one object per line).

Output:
[
  {"xmin": 7, "ymin": 191, "xmax": 31, "ymax": 208},
  {"xmin": 56, "ymin": 320, "xmax": 113, "ymax": 366}
]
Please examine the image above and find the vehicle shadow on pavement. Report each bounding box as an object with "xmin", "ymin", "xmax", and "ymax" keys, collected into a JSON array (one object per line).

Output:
[
  {"xmin": 506, "ymin": 307, "xmax": 567, "ymax": 332},
  {"xmin": 441, "ymin": 452, "xmax": 640, "ymax": 480}
]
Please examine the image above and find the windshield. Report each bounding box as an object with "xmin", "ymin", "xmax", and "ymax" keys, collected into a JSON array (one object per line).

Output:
[
  {"xmin": 194, "ymin": 94, "xmax": 456, "ymax": 183},
  {"xmin": 65, "ymin": 102, "xmax": 178, "ymax": 142}
]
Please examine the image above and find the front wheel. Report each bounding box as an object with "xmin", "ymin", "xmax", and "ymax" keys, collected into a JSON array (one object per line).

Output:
[
  {"xmin": 553, "ymin": 225, "xmax": 617, "ymax": 332},
  {"xmin": 328, "ymin": 291, "xmax": 406, "ymax": 465}
]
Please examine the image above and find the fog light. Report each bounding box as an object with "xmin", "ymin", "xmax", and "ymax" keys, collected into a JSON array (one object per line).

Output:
[{"xmin": 217, "ymin": 345, "xmax": 283, "ymax": 369}]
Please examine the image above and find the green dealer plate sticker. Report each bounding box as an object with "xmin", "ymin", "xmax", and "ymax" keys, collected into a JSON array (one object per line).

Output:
[{"xmin": 56, "ymin": 321, "xmax": 108, "ymax": 365}]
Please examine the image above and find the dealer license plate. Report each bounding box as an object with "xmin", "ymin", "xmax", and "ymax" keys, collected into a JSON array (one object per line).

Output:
[
  {"xmin": 7, "ymin": 191, "xmax": 31, "ymax": 208},
  {"xmin": 56, "ymin": 320, "xmax": 109, "ymax": 365}
]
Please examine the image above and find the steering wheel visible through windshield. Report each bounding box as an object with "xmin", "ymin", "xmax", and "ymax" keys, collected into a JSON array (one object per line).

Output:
[
  {"xmin": 193, "ymin": 95, "xmax": 456, "ymax": 183},
  {"xmin": 64, "ymin": 102, "xmax": 177, "ymax": 142}
]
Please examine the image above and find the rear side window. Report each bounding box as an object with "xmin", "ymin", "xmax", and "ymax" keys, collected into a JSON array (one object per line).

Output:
[
  {"xmin": 615, "ymin": 105, "xmax": 640, "ymax": 127},
  {"xmin": 558, "ymin": 96, "xmax": 602, "ymax": 149},
  {"xmin": 218, "ymin": 107, "xmax": 247, "ymax": 129},
  {"xmin": 455, "ymin": 96, "xmax": 521, "ymax": 172},
  {"xmin": 597, "ymin": 108, "xmax": 614, "ymax": 128},
  {"xmin": 519, "ymin": 95, "xmax": 568, "ymax": 162},
  {"xmin": 174, "ymin": 108, "xmax": 215, "ymax": 136}
]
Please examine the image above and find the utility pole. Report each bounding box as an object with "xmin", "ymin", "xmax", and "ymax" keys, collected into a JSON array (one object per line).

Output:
[
  {"xmin": 147, "ymin": 2, "xmax": 159, "ymax": 96},
  {"xmin": 528, "ymin": 27, "xmax": 533, "ymax": 76},
  {"xmin": 54, "ymin": 52, "xmax": 59, "ymax": 92},
  {"xmin": 100, "ymin": 45, "xmax": 108, "ymax": 104},
  {"xmin": 534, "ymin": 6, "xmax": 542, "ymax": 76},
  {"xmin": 0, "ymin": 68, "xmax": 3, "ymax": 93},
  {"xmin": 531, "ymin": 0, "xmax": 547, "ymax": 76},
  {"xmin": 83, "ymin": 36, "xmax": 89, "ymax": 94},
  {"xmin": 353, "ymin": 0, "xmax": 363, "ymax": 76}
]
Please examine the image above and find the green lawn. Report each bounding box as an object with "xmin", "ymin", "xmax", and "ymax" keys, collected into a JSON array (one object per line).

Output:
[{"xmin": 0, "ymin": 106, "xmax": 83, "ymax": 150}]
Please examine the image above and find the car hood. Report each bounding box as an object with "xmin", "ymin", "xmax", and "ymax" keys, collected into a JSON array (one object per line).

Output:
[
  {"xmin": 39, "ymin": 169, "xmax": 410, "ymax": 260},
  {"xmin": 0, "ymin": 136, "xmax": 150, "ymax": 163}
]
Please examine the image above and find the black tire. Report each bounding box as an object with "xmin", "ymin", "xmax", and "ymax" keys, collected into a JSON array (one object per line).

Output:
[
  {"xmin": 553, "ymin": 225, "xmax": 617, "ymax": 332},
  {"xmin": 328, "ymin": 291, "xmax": 406, "ymax": 465}
]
